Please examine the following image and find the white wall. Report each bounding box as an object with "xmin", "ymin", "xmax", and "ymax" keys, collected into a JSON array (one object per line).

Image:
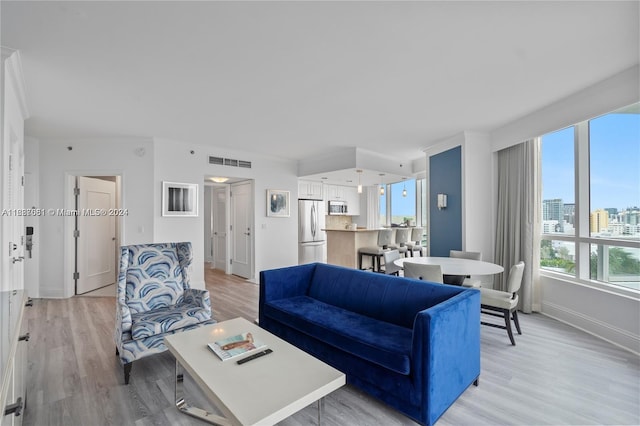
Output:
[
  {"xmin": 461, "ymin": 132, "xmax": 493, "ymax": 266},
  {"xmin": 489, "ymin": 65, "xmax": 640, "ymax": 354},
  {"xmin": 34, "ymin": 138, "xmax": 155, "ymax": 298},
  {"xmin": 153, "ymin": 138, "xmax": 299, "ymax": 286},
  {"xmin": 28, "ymin": 136, "xmax": 299, "ymax": 297}
]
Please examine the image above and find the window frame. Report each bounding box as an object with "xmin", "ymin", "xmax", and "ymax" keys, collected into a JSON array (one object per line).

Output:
[{"xmin": 540, "ymin": 110, "xmax": 640, "ymax": 296}]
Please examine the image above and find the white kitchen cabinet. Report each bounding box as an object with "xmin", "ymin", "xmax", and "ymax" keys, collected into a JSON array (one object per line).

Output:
[
  {"xmin": 325, "ymin": 185, "xmax": 360, "ymax": 215},
  {"xmin": 325, "ymin": 184, "xmax": 346, "ymax": 201},
  {"xmin": 298, "ymin": 180, "xmax": 323, "ymax": 200}
]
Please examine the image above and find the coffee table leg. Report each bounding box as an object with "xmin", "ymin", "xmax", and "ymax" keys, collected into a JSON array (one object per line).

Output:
[{"xmin": 175, "ymin": 358, "xmax": 231, "ymax": 425}]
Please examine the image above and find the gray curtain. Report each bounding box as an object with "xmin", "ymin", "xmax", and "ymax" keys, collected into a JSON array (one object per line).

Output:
[{"xmin": 494, "ymin": 139, "xmax": 541, "ymax": 313}]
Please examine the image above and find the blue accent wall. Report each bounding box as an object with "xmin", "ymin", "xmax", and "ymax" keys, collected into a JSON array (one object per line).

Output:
[{"xmin": 429, "ymin": 146, "xmax": 462, "ymax": 257}]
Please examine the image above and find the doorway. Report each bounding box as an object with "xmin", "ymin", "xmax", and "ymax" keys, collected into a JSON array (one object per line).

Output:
[
  {"xmin": 204, "ymin": 178, "xmax": 255, "ymax": 279},
  {"xmin": 64, "ymin": 174, "xmax": 122, "ymax": 296}
]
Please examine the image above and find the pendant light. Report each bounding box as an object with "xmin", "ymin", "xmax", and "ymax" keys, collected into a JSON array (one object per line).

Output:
[
  {"xmin": 356, "ymin": 169, "xmax": 363, "ymax": 194},
  {"xmin": 402, "ymin": 178, "xmax": 407, "ymax": 197},
  {"xmin": 379, "ymin": 174, "xmax": 385, "ymax": 196}
]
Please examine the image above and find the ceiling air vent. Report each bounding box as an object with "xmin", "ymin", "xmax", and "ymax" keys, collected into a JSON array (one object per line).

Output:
[{"xmin": 209, "ymin": 156, "xmax": 252, "ymax": 169}]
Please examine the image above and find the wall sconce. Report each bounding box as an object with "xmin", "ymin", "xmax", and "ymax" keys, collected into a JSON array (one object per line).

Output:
[{"xmin": 437, "ymin": 193, "xmax": 447, "ymax": 210}]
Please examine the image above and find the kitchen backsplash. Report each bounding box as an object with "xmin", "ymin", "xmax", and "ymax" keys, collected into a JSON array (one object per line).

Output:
[{"xmin": 325, "ymin": 215, "xmax": 352, "ymax": 230}]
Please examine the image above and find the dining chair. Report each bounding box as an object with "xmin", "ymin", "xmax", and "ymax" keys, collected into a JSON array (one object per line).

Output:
[
  {"xmin": 390, "ymin": 228, "xmax": 411, "ymax": 257},
  {"xmin": 403, "ymin": 262, "xmax": 443, "ymax": 283},
  {"xmin": 405, "ymin": 227, "xmax": 424, "ymax": 257},
  {"xmin": 479, "ymin": 261, "xmax": 525, "ymax": 346},
  {"xmin": 358, "ymin": 229, "xmax": 393, "ymax": 272},
  {"xmin": 449, "ymin": 250, "xmax": 482, "ymax": 287},
  {"xmin": 382, "ymin": 249, "xmax": 402, "ymax": 276}
]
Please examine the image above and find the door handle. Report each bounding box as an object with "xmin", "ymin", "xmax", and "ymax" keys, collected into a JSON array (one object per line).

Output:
[{"xmin": 12, "ymin": 256, "xmax": 24, "ymax": 264}]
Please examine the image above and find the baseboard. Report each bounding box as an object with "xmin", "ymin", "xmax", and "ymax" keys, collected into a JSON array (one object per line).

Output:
[{"xmin": 542, "ymin": 301, "xmax": 640, "ymax": 356}]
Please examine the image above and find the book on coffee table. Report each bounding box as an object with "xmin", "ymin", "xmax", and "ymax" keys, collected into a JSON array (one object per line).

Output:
[{"xmin": 208, "ymin": 331, "xmax": 266, "ymax": 361}]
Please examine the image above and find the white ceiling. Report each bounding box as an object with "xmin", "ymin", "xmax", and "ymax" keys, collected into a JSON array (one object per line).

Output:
[{"xmin": 2, "ymin": 1, "xmax": 638, "ymax": 170}]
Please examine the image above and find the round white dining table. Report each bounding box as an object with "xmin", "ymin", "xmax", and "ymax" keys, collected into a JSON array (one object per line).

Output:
[{"xmin": 394, "ymin": 257, "xmax": 504, "ymax": 285}]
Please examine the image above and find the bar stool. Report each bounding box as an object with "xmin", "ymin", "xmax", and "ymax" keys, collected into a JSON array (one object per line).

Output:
[
  {"xmin": 406, "ymin": 227, "xmax": 425, "ymax": 257},
  {"xmin": 358, "ymin": 229, "xmax": 393, "ymax": 272},
  {"xmin": 390, "ymin": 228, "xmax": 411, "ymax": 257}
]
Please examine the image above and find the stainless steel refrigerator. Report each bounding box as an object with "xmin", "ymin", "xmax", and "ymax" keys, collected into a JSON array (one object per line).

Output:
[{"xmin": 298, "ymin": 199, "xmax": 326, "ymax": 264}]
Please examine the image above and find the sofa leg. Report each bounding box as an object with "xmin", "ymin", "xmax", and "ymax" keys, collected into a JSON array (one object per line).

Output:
[
  {"xmin": 473, "ymin": 378, "xmax": 479, "ymax": 386},
  {"xmin": 124, "ymin": 362, "xmax": 132, "ymax": 385}
]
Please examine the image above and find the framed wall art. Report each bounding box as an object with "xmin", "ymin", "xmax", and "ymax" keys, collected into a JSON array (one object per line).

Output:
[
  {"xmin": 162, "ymin": 181, "xmax": 198, "ymax": 217},
  {"xmin": 266, "ymin": 189, "xmax": 290, "ymax": 217}
]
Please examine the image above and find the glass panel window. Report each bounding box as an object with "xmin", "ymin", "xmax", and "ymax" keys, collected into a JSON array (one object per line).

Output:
[
  {"xmin": 589, "ymin": 105, "xmax": 640, "ymax": 241},
  {"xmin": 539, "ymin": 102, "xmax": 639, "ymax": 292},
  {"xmin": 390, "ymin": 179, "xmax": 416, "ymax": 226},
  {"xmin": 541, "ymin": 127, "xmax": 575, "ymax": 236},
  {"xmin": 540, "ymin": 240, "xmax": 576, "ymax": 275},
  {"xmin": 590, "ymin": 244, "xmax": 640, "ymax": 291}
]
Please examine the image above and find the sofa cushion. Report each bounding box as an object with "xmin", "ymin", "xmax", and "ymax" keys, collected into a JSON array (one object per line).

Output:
[
  {"xmin": 307, "ymin": 263, "xmax": 465, "ymax": 329},
  {"xmin": 264, "ymin": 296, "xmax": 413, "ymax": 375},
  {"xmin": 130, "ymin": 303, "xmax": 210, "ymax": 340}
]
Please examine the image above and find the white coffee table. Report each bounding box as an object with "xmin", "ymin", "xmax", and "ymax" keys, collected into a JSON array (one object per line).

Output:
[{"xmin": 164, "ymin": 317, "xmax": 345, "ymax": 426}]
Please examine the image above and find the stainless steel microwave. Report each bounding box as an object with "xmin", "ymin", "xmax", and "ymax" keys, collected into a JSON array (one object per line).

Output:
[{"xmin": 328, "ymin": 200, "xmax": 348, "ymax": 215}]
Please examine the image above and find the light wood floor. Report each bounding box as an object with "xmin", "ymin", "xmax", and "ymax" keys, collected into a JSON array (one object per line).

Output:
[{"xmin": 22, "ymin": 268, "xmax": 640, "ymax": 426}]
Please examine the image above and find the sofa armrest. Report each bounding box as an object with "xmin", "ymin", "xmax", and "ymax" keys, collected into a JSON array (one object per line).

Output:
[
  {"xmin": 260, "ymin": 263, "xmax": 316, "ymax": 302},
  {"xmin": 411, "ymin": 289, "xmax": 481, "ymax": 425},
  {"xmin": 183, "ymin": 288, "xmax": 213, "ymax": 317}
]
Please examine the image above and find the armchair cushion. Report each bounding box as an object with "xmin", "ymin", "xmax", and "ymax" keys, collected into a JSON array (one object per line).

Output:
[
  {"xmin": 125, "ymin": 245, "xmax": 186, "ymax": 314},
  {"xmin": 130, "ymin": 302, "xmax": 212, "ymax": 340}
]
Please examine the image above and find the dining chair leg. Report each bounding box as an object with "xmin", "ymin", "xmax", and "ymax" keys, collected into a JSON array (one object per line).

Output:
[
  {"xmin": 512, "ymin": 309, "xmax": 522, "ymax": 335},
  {"xmin": 504, "ymin": 309, "xmax": 516, "ymax": 346}
]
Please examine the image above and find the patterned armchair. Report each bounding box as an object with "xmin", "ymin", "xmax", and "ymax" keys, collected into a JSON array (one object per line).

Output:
[{"xmin": 114, "ymin": 242, "xmax": 216, "ymax": 384}]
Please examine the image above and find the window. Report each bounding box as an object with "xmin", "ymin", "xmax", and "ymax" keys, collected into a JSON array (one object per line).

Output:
[
  {"xmin": 539, "ymin": 103, "xmax": 640, "ymax": 291},
  {"xmin": 379, "ymin": 178, "xmax": 425, "ymax": 229},
  {"xmin": 390, "ymin": 179, "xmax": 416, "ymax": 226}
]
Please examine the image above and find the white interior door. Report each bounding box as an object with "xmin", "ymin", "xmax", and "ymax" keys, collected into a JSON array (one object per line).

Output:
[
  {"xmin": 231, "ymin": 181, "xmax": 253, "ymax": 279},
  {"xmin": 2, "ymin": 128, "xmax": 25, "ymax": 292},
  {"xmin": 213, "ymin": 186, "xmax": 227, "ymax": 270},
  {"xmin": 76, "ymin": 176, "xmax": 116, "ymax": 294}
]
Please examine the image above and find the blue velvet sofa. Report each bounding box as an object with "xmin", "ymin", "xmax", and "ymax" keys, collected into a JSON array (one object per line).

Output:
[{"xmin": 259, "ymin": 263, "xmax": 480, "ymax": 426}]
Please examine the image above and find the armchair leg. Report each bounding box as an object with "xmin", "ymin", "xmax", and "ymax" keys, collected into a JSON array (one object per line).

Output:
[
  {"xmin": 504, "ymin": 309, "xmax": 516, "ymax": 346},
  {"xmin": 124, "ymin": 362, "xmax": 132, "ymax": 385},
  {"xmin": 116, "ymin": 347, "xmax": 119, "ymax": 356},
  {"xmin": 512, "ymin": 310, "xmax": 522, "ymax": 335}
]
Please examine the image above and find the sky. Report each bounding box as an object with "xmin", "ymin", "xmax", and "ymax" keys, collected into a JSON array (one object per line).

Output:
[{"xmin": 542, "ymin": 110, "xmax": 640, "ymax": 212}]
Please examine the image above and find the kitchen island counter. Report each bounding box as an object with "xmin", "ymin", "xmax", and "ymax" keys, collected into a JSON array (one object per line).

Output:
[{"xmin": 323, "ymin": 228, "xmax": 380, "ymax": 269}]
